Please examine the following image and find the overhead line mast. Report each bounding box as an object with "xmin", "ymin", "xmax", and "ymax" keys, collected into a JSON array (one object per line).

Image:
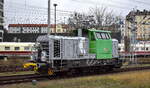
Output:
[{"xmin": 48, "ymin": 0, "xmax": 51, "ymax": 35}]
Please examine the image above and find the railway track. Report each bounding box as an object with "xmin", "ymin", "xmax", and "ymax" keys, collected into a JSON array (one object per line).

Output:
[
  {"xmin": 0, "ymin": 66, "xmax": 150, "ymax": 85},
  {"xmin": 0, "ymin": 65, "xmax": 33, "ymax": 73},
  {"xmin": 0, "ymin": 74, "xmax": 48, "ymax": 85}
]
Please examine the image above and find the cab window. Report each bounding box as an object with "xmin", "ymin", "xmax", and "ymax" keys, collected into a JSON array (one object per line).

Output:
[
  {"xmin": 101, "ymin": 33, "xmax": 106, "ymax": 39},
  {"xmin": 105, "ymin": 33, "xmax": 110, "ymax": 39},
  {"xmin": 95, "ymin": 32, "xmax": 102, "ymax": 39},
  {"xmin": 96, "ymin": 32, "xmax": 110, "ymax": 40}
]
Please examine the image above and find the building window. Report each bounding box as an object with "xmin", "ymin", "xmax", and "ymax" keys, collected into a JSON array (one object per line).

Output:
[
  {"xmin": 41, "ymin": 27, "xmax": 48, "ymax": 33},
  {"xmin": 57, "ymin": 29, "xmax": 61, "ymax": 32},
  {"xmin": 64, "ymin": 29, "xmax": 67, "ymax": 32},
  {"xmin": 5, "ymin": 47, "xmax": 10, "ymax": 50},
  {"xmin": 1, "ymin": 0, "xmax": 4, "ymax": 3},
  {"xmin": 14, "ymin": 47, "xmax": 20, "ymax": 50},
  {"xmin": 0, "ymin": 12, "xmax": 3, "ymax": 17},
  {"xmin": 0, "ymin": 4, "xmax": 3, "ymax": 10},
  {"xmin": 0, "ymin": 18, "xmax": 3, "ymax": 23}
]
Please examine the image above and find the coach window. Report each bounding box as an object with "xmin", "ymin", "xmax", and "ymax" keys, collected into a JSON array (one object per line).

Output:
[
  {"xmin": 141, "ymin": 47, "xmax": 145, "ymax": 51},
  {"xmin": 146, "ymin": 47, "xmax": 149, "ymax": 51},
  {"xmin": 135, "ymin": 47, "xmax": 139, "ymax": 51},
  {"xmin": 5, "ymin": 47, "xmax": 10, "ymax": 50},
  {"xmin": 15, "ymin": 47, "xmax": 20, "ymax": 51},
  {"xmin": 24, "ymin": 46, "xmax": 30, "ymax": 51}
]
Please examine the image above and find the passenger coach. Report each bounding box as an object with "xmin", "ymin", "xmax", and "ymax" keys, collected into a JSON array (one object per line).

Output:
[{"xmin": 0, "ymin": 42, "xmax": 36, "ymax": 58}]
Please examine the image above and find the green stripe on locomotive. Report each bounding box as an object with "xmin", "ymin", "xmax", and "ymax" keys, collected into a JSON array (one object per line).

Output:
[{"xmin": 88, "ymin": 29, "xmax": 112, "ymax": 59}]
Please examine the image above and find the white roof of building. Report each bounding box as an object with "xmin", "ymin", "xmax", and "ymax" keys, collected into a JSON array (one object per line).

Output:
[{"xmin": 0, "ymin": 42, "xmax": 35, "ymax": 46}]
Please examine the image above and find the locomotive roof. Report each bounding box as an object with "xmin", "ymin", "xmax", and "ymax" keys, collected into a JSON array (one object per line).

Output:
[
  {"xmin": 88, "ymin": 29, "xmax": 111, "ymax": 33},
  {"xmin": 37, "ymin": 35, "xmax": 87, "ymax": 42}
]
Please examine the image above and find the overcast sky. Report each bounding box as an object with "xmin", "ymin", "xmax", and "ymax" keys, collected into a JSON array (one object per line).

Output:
[
  {"xmin": 4, "ymin": 0, "xmax": 150, "ymax": 25},
  {"xmin": 6, "ymin": 0, "xmax": 150, "ymax": 14}
]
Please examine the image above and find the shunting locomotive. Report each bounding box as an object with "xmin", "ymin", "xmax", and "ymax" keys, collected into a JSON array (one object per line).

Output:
[{"xmin": 24, "ymin": 29, "xmax": 122, "ymax": 75}]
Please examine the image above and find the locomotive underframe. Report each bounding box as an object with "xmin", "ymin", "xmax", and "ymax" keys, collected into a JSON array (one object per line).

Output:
[{"xmin": 36, "ymin": 58, "xmax": 122, "ymax": 74}]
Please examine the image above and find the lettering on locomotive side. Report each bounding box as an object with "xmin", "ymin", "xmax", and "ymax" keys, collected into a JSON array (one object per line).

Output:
[
  {"xmin": 86, "ymin": 59, "xmax": 113, "ymax": 66},
  {"xmin": 104, "ymin": 48, "xmax": 109, "ymax": 52},
  {"xmin": 86, "ymin": 60, "xmax": 103, "ymax": 66}
]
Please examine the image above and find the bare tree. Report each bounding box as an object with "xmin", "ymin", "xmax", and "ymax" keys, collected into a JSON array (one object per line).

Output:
[
  {"xmin": 89, "ymin": 6, "xmax": 107, "ymax": 28},
  {"xmin": 104, "ymin": 10, "xmax": 114, "ymax": 25},
  {"xmin": 68, "ymin": 12, "xmax": 95, "ymax": 29},
  {"xmin": 68, "ymin": 6, "xmax": 124, "ymax": 30}
]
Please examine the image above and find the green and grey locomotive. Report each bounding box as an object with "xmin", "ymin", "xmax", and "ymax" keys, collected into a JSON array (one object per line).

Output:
[{"xmin": 24, "ymin": 29, "xmax": 122, "ymax": 75}]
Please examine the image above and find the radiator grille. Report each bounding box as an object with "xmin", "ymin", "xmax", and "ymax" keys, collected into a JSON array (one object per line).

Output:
[{"xmin": 54, "ymin": 40, "xmax": 61, "ymax": 58}]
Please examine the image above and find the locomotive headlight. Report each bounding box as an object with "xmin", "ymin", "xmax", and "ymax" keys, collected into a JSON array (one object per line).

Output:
[{"xmin": 41, "ymin": 51, "xmax": 47, "ymax": 62}]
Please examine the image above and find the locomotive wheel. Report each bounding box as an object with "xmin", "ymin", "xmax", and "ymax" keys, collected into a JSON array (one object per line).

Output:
[
  {"xmin": 105, "ymin": 66, "xmax": 114, "ymax": 72},
  {"xmin": 48, "ymin": 68, "xmax": 54, "ymax": 75},
  {"xmin": 67, "ymin": 69, "xmax": 76, "ymax": 76}
]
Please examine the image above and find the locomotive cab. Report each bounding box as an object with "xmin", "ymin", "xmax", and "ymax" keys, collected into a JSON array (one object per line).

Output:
[{"xmin": 88, "ymin": 29, "xmax": 112, "ymax": 59}]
